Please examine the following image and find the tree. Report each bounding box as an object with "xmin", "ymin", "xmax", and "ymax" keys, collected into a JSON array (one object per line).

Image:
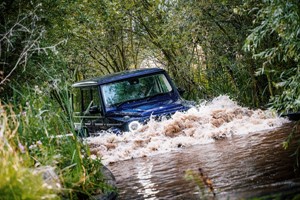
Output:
[
  {"xmin": 243, "ymin": 0, "xmax": 300, "ymax": 113},
  {"xmin": 0, "ymin": 1, "xmax": 65, "ymax": 96}
]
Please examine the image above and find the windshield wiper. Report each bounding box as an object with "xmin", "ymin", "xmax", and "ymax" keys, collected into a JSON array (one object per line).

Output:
[
  {"xmin": 146, "ymin": 92, "xmax": 166, "ymax": 101},
  {"xmin": 113, "ymin": 99, "xmax": 138, "ymax": 108}
]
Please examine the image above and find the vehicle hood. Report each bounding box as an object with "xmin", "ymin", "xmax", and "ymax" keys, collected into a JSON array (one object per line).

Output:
[{"xmin": 106, "ymin": 99, "xmax": 189, "ymax": 121}]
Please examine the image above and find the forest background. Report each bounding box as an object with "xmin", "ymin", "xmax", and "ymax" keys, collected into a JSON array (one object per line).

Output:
[
  {"xmin": 0, "ymin": 0, "xmax": 299, "ymax": 199},
  {"xmin": 1, "ymin": 0, "xmax": 300, "ymax": 111}
]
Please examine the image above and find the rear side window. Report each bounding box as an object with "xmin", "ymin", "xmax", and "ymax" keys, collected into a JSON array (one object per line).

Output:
[{"xmin": 73, "ymin": 87, "xmax": 101, "ymax": 113}]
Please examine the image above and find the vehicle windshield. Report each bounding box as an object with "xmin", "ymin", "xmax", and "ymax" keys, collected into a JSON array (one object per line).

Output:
[{"xmin": 101, "ymin": 73, "xmax": 173, "ymax": 108}]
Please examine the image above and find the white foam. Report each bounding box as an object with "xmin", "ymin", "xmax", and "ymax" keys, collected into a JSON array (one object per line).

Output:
[{"xmin": 87, "ymin": 95, "xmax": 289, "ymax": 165}]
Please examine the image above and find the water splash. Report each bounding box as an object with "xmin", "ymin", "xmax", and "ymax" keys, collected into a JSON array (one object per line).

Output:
[{"xmin": 87, "ymin": 95, "xmax": 289, "ymax": 165}]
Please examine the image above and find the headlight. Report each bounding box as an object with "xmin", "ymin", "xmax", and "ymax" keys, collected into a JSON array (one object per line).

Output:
[{"xmin": 128, "ymin": 121, "xmax": 141, "ymax": 132}]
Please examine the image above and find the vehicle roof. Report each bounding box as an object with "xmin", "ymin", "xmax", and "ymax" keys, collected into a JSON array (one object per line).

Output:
[{"xmin": 72, "ymin": 68, "xmax": 166, "ymax": 88}]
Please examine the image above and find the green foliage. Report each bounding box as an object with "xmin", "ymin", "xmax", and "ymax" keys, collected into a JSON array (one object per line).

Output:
[
  {"xmin": 0, "ymin": 103, "xmax": 58, "ymax": 200},
  {"xmin": 269, "ymin": 68, "xmax": 300, "ymax": 113},
  {"xmin": 0, "ymin": 2, "xmax": 43, "ymax": 89},
  {"xmin": 243, "ymin": 0, "xmax": 300, "ymax": 112},
  {"xmin": 0, "ymin": 2, "xmax": 66, "ymax": 96},
  {"xmin": 244, "ymin": 0, "xmax": 300, "ymax": 63},
  {"xmin": 1, "ymin": 0, "xmax": 300, "ymax": 198},
  {"xmin": 1, "ymin": 0, "xmax": 269, "ymax": 107},
  {"xmin": 5, "ymin": 0, "xmax": 299, "ymax": 109},
  {"xmin": 35, "ymin": 0, "xmax": 140, "ymax": 77},
  {"xmin": 1, "ymin": 2, "xmax": 116, "ymax": 198},
  {"xmin": 11, "ymin": 79, "xmax": 114, "ymax": 199}
]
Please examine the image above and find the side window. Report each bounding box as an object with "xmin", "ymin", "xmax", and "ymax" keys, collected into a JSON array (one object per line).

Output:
[
  {"xmin": 82, "ymin": 88, "xmax": 92, "ymax": 112},
  {"xmin": 72, "ymin": 88, "xmax": 82, "ymax": 114},
  {"xmin": 91, "ymin": 87, "xmax": 101, "ymax": 109},
  {"xmin": 73, "ymin": 87, "xmax": 102, "ymax": 114}
]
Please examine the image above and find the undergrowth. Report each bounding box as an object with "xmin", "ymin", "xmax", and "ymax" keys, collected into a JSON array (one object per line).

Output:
[
  {"xmin": 0, "ymin": 79, "xmax": 116, "ymax": 199},
  {"xmin": 0, "ymin": 103, "xmax": 58, "ymax": 199}
]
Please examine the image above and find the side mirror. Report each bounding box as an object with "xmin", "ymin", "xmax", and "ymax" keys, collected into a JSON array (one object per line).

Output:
[
  {"xmin": 89, "ymin": 105, "xmax": 101, "ymax": 114},
  {"xmin": 177, "ymin": 87, "xmax": 185, "ymax": 96}
]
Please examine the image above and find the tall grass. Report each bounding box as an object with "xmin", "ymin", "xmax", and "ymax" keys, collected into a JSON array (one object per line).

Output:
[
  {"xmin": 3, "ymin": 79, "xmax": 115, "ymax": 199},
  {"xmin": 0, "ymin": 102, "xmax": 58, "ymax": 199}
]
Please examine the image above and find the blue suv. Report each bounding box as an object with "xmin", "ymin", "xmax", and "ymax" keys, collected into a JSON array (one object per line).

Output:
[{"xmin": 72, "ymin": 68, "xmax": 193, "ymax": 135}]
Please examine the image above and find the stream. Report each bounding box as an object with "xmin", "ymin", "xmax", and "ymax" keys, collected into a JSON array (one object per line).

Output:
[
  {"xmin": 88, "ymin": 96, "xmax": 300, "ymax": 199},
  {"xmin": 108, "ymin": 123, "xmax": 300, "ymax": 199}
]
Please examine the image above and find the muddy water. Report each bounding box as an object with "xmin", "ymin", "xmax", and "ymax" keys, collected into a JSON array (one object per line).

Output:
[
  {"xmin": 87, "ymin": 96, "xmax": 300, "ymax": 199},
  {"xmin": 108, "ymin": 123, "xmax": 300, "ymax": 199}
]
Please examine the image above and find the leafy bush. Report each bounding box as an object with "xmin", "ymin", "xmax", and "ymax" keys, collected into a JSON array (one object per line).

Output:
[
  {"xmin": 269, "ymin": 68, "xmax": 300, "ymax": 114},
  {"xmin": 243, "ymin": 0, "xmax": 300, "ymax": 112}
]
